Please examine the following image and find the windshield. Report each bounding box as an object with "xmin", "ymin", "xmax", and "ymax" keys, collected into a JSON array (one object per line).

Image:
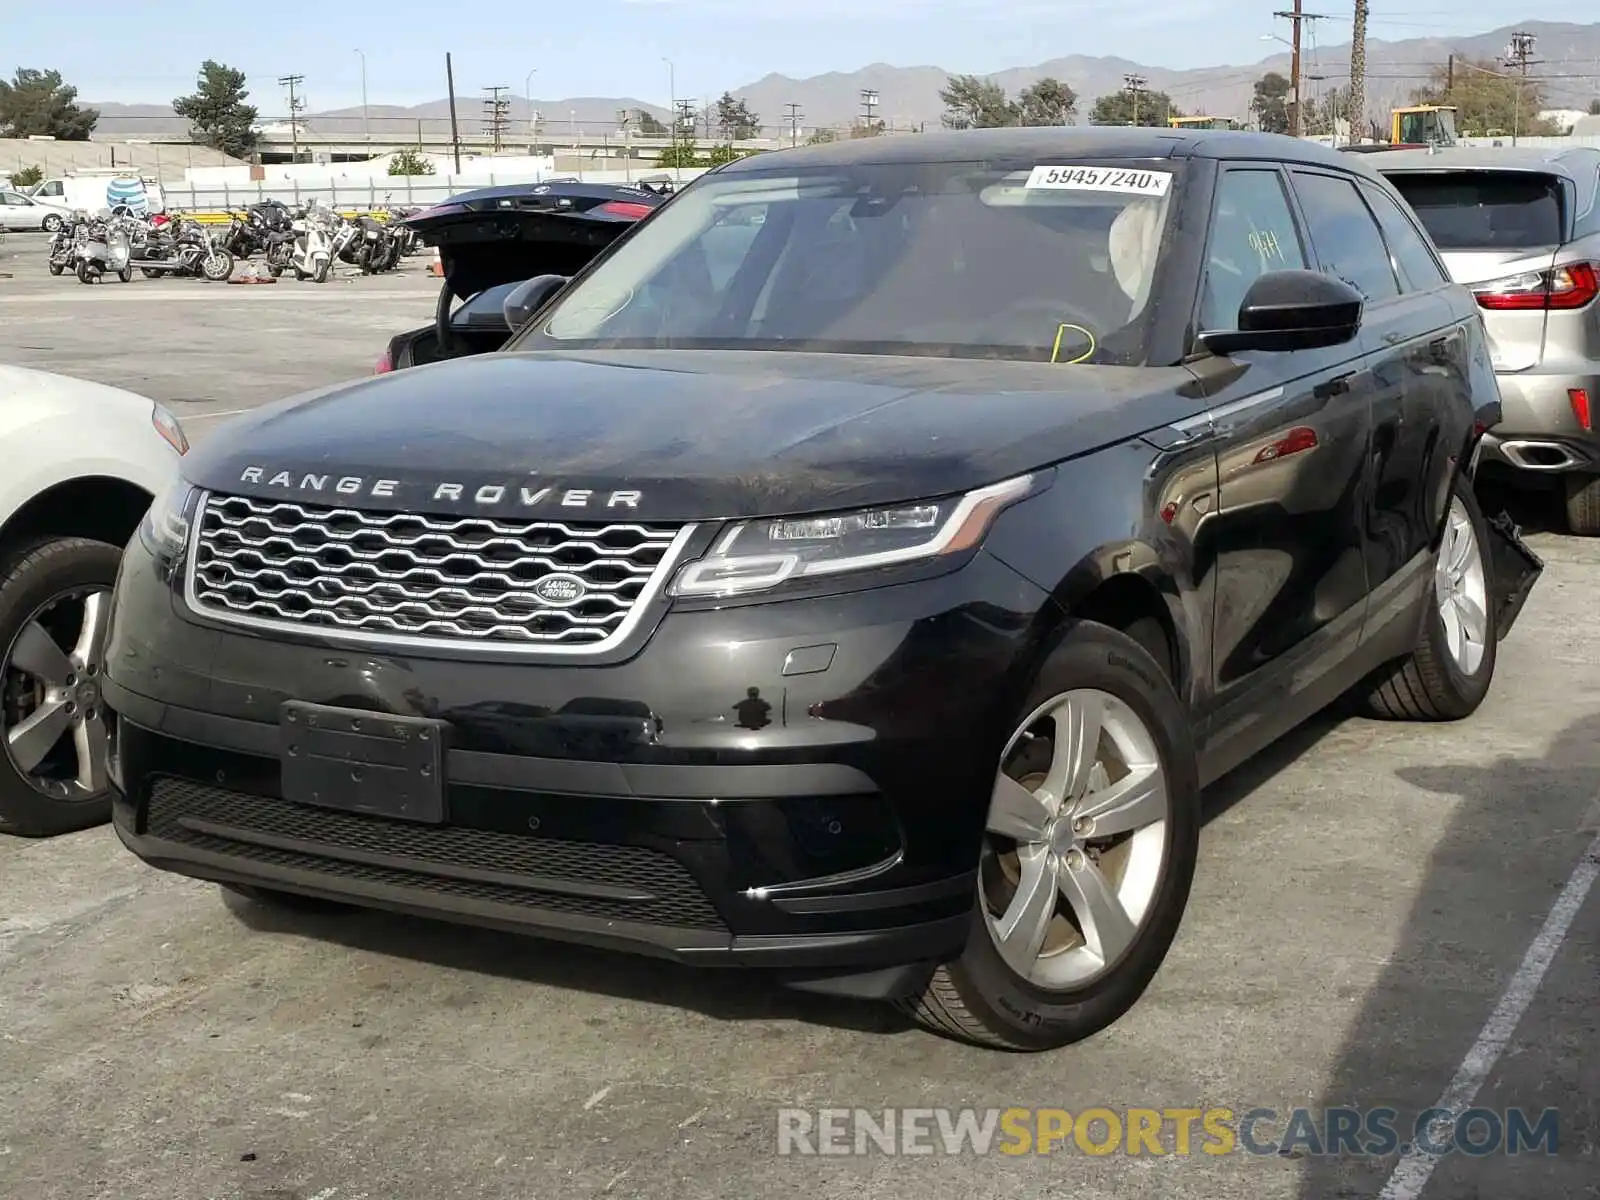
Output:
[
  {"xmin": 1385, "ymin": 171, "xmax": 1565, "ymax": 249},
  {"xmin": 511, "ymin": 158, "xmax": 1181, "ymax": 365}
]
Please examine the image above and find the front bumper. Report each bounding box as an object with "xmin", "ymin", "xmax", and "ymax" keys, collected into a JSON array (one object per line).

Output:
[
  {"xmin": 105, "ymin": 539, "xmax": 1053, "ymax": 996},
  {"xmin": 1479, "ymin": 371, "xmax": 1600, "ymax": 475}
]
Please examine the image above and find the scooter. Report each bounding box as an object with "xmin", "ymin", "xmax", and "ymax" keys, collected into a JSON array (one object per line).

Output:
[
  {"xmin": 288, "ymin": 203, "xmax": 337, "ymax": 282},
  {"xmin": 71, "ymin": 215, "xmax": 134, "ymax": 284}
]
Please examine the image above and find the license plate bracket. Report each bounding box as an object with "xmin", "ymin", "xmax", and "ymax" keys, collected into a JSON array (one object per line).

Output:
[{"xmin": 279, "ymin": 701, "xmax": 447, "ymax": 824}]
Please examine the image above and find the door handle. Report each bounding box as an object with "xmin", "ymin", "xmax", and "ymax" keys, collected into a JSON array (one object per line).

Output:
[{"xmin": 1313, "ymin": 372, "xmax": 1354, "ymax": 399}]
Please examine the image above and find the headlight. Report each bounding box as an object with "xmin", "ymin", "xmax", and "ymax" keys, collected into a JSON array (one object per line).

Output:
[
  {"xmin": 151, "ymin": 403, "xmax": 188, "ymax": 455},
  {"xmin": 138, "ymin": 475, "xmax": 198, "ymax": 560},
  {"xmin": 670, "ymin": 474, "xmax": 1035, "ymax": 599}
]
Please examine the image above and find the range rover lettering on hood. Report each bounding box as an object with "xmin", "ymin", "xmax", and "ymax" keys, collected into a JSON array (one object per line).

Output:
[{"xmin": 236, "ymin": 466, "xmax": 642, "ymax": 510}]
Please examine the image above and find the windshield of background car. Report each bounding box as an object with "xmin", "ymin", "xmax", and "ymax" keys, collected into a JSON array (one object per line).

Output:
[
  {"xmin": 1384, "ymin": 171, "xmax": 1566, "ymax": 249},
  {"xmin": 512, "ymin": 158, "xmax": 1182, "ymax": 365}
]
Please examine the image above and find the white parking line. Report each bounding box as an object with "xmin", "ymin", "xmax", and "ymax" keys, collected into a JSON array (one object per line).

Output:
[{"xmin": 1376, "ymin": 824, "xmax": 1600, "ymax": 1200}]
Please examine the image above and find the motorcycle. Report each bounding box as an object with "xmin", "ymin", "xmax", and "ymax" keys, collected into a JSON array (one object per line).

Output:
[
  {"xmin": 46, "ymin": 211, "xmax": 87, "ymax": 276},
  {"xmin": 341, "ymin": 214, "xmax": 394, "ymax": 274},
  {"xmin": 70, "ymin": 213, "xmax": 134, "ymax": 284},
  {"xmin": 288, "ymin": 203, "xmax": 338, "ymax": 282},
  {"xmin": 129, "ymin": 216, "xmax": 235, "ymax": 281}
]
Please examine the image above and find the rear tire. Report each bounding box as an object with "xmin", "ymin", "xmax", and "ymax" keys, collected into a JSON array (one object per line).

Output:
[
  {"xmin": 1564, "ymin": 473, "xmax": 1600, "ymax": 536},
  {"xmin": 1357, "ymin": 475, "xmax": 1497, "ymax": 721},
  {"xmin": 898, "ymin": 621, "xmax": 1200, "ymax": 1051},
  {"xmin": 48, "ymin": 261, "xmax": 64, "ymax": 277}
]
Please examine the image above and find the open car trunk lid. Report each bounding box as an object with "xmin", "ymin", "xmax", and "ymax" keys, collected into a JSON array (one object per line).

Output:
[{"xmin": 403, "ymin": 182, "xmax": 663, "ymax": 300}]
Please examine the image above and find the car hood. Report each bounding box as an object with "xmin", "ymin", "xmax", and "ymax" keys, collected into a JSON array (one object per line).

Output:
[
  {"xmin": 183, "ymin": 351, "xmax": 1205, "ymax": 523},
  {"xmin": 0, "ymin": 363, "xmax": 156, "ymax": 428}
]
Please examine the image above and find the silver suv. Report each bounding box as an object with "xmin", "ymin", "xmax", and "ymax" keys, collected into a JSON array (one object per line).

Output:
[{"xmin": 1378, "ymin": 147, "xmax": 1600, "ymax": 534}]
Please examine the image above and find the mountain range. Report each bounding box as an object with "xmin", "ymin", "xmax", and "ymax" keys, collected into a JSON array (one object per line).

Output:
[{"xmin": 87, "ymin": 20, "xmax": 1600, "ymax": 142}]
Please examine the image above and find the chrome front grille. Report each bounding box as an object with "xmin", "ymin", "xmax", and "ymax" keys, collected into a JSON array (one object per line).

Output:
[{"xmin": 188, "ymin": 493, "xmax": 688, "ymax": 651}]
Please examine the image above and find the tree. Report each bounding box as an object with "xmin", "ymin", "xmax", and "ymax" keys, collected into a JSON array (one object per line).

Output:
[
  {"xmin": 10, "ymin": 164, "xmax": 43, "ymax": 188},
  {"xmin": 0, "ymin": 68, "xmax": 97, "ymax": 140},
  {"xmin": 388, "ymin": 148, "xmax": 434, "ymax": 176},
  {"xmin": 1410, "ymin": 58, "xmax": 1560, "ymax": 137},
  {"xmin": 713, "ymin": 92, "xmax": 760, "ymax": 140},
  {"xmin": 806, "ymin": 128, "xmax": 838, "ymax": 145},
  {"xmin": 1088, "ymin": 90, "xmax": 1179, "ymax": 127},
  {"xmin": 1300, "ymin": 87, "xmax": 1351, "ymax": 138},
  {"xmin": 657, "ymin": 143, "xmax": 701, "ymax": 168},
  {"xmin": 172, "ymin": 61, "xmax": 258, "ymax": 158},
  {"xmin": 1252, "ymin": 72, "xmax": 1291, "ymax": 134},
  {"xmin": 1587, "ymin": 98, "xmax": 1600, "ymax": 116},
  {"xmin": 851, "ymin": 119, "xmax": 887, "ymax": 137},
  {"xmin": 939, "ymin": 74, "xmax": 1019, "ymax": 129},
  {"xmin": 1017, "ymin": 77, "xmax": 1077, "ymax": 126},
  {"xmin": 635, "ymin": 109, "xmax": 667, "ymax": 135}
]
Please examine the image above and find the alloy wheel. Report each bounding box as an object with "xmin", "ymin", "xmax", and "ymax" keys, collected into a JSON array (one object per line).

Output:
[
  {"xmin": 981, "ymin": 688, "xmax": 1169, "ymax": 990},
  {"xmin": 2, "ymin": 587, "xmax": 113, "ymax": 799},
  {"xmin": 1433, "ymin": 494, "xmax": 1489, "ymax": 676}
]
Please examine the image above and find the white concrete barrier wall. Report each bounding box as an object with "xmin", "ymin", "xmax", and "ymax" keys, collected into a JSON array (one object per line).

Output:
[{"xmin": 161, "ymin": 168, "xmax": 713, "ymax": 212}]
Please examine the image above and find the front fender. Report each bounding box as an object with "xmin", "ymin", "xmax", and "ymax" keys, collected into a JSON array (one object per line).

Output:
[{"xmin": 979, "ymin": 438, "xmax": 1219, "ymax": 711}]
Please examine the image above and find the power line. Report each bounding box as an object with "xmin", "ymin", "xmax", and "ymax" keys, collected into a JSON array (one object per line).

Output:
[
  {"xmin": 276, "ymin": 74, "xmax": 305, "ymax": 161},
  {"xmin": 1273, "ymin": 2, "xmax": 1328, "ymax": 137},
  {"xmin": 1500, "ymin": 31, "xmax": 1544, "ymax": 144},
  {"xmin": 1123, "ymin": 73, "xmax": 1147, "ymax": 124},
  {"xmin": 481, "ymin": 85, "xmax": 511, "ymax": 151},
  {"xmin": 784, "ymin": 102, "xmax": 803, "ymax": 146},
  {"xmin": 860, "ymin": 89, "xmax": 880, "ymax": 131}
]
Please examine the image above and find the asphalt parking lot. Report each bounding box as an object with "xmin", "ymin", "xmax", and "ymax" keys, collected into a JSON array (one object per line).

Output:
[{"xmin": 1, "ymin": 233, "xmax": 1597, "ymax": 1200}]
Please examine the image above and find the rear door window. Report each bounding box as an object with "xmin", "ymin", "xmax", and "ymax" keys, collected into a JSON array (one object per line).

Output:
[
  {"xmin": 1383, "ymin": 172, "xmax": 1565, "ymax": 250},
  {"xmin": 1289, "ymin": 171, "xmax": 1401, "ymax": 302},
  {"xmin": 1361, "ymin": 183, "xmax": 1451, "ymax": 290}
]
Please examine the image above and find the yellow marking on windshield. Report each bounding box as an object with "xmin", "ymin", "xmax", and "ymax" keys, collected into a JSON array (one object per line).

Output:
[{"xmin": 1051, "ymin": 323, "xmax": 1097, "ymax": 365}]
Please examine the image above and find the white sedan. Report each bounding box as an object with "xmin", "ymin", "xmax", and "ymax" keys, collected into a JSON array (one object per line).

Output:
[
  {"xmin": 0, "ymin": 188, "xmax": 72, "ymax": 232},
  {"xmin": 0, "ymin": 365, "xmax": 187, "ymax": 837}
]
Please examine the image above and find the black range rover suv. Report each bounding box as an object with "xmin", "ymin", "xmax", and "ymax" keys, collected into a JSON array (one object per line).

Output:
[{"xmin": 104, "ymin": 128, "xmax": 1541, "ymax": 1050}]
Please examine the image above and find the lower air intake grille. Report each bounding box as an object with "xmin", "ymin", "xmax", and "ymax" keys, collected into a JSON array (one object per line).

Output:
[{"xmin": 146, "ymin": 778, "xmax": 725, "ymax": 930}]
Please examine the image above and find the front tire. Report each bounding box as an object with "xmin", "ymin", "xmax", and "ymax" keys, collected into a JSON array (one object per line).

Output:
[
  {"xmin": 0, "ymin": 538, "xmax": 121, "ymax": 838},
  {"xmin": 900, "ymin": 621, "xmax": 1200, "ymax": 1051},
  {"xmin": 201, "ymin": 249, "xmax": 234, "ymax": 282},
  {"xmin": 1358, "ymin": 476, "xmax": 1497, "ymax": 720},
  {"xmin": 1564, "ymin": 473, "xmax": 1600, "ymax": 536},
  {"xmin": 42, "ymin": 214, "xmax": 63, "ymax": 233},
  {"xmin": 312, "ymin": 257, "xmax": 331, "ymax": 284}
]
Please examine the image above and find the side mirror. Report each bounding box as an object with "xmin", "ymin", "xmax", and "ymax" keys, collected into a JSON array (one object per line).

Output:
[
  {"xmin": 1198, "ymin": 269, "xmax": 1364, "ymax": 356},
  {"xmin": 503, "ymin": 274, "xmax": 570, "ymax": 330}
]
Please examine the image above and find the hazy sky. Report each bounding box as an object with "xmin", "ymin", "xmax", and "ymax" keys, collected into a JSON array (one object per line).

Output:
[{"xmin": 6, "ymin": 0, "xmax": 1596, "ymax": 112}]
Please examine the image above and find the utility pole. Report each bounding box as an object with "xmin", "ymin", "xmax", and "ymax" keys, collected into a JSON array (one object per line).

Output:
[
  {"xmin": 785, "ymin": 102, "xmax": 803, "ymax": 147},
  {"xmin": 445, "ymin": 54, "xmax": 462, "ymax": 173},
  {"xmin": 1349, "ymin": 0, "xmax": 1368, "ymax": 145},
  {"xmin": 1123, "ymin": 74, "xmax": 1146, "ymax": 125},
  {"xmin": 482, "ymin": 86, "xmax": 511, "ymax": 152},
  {"xmin": 1273, "ymin": 2, "xmax": 1326, "ymax": 138},
  {"xmin": 277, "ymin": 75, "xmax": 305, "ymax": 161},
  {"xmin": 1502, "ymin": 31, "xmax": 1542, "ymax": 146},
  {"xmin": 860, "ymin": 88, "xmax": 880, "ymax": 133}
]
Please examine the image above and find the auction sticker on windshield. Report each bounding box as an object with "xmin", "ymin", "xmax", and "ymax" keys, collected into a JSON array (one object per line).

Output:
[{"xmin": 1025, "ymin": 166, "xmax": 1172, "ymax": 196}]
